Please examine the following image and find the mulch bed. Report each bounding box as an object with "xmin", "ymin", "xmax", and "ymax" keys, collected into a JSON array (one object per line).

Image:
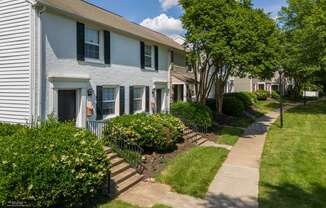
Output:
[{"xmin": 141, "ymin": 141, "xmax": 197, "ymax": 179}]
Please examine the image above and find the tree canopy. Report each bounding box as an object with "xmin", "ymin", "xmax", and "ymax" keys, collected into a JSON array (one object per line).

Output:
[{"xmin": 180, "ymin": 0, "xmax": 281, "ymax": 113}]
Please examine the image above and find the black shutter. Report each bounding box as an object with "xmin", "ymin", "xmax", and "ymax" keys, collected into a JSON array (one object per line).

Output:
[
  {"xmin": 154, "ymin": 46, "xmax": 159, "ymax": 71},
  {"xmin": 104, "ymin": 31, "xmax": 111, "ymax": 65},
  {"xmin": 76, "ymin": 22, "xmax": 85, "ymax": 61},
  {"xmin": 96, "ymin": 86, "xmax": 103, "ymax": 120},
  {"xmin": 140, "ymin": 41, "xmax": 145, "ymax": 69},
  {"xmin": 145, "ymin": 86, "xmax": 150, "ymax": 113},
  {"xmin": 173, "ymin": 85, "xmax": 178, "ymax": 102},
  {"xmin": 171, "ymin": 51, "xmax": 174, "ymax": 63},
  {"xmin": 129, "ymin": 86, "xmax": 134, "ymax": 114},
  {"xmin": 119, "ymin": 86, "xmax": 125, "ymax": 115},
  {"xmin": 180, "ymin": 85, "xmax": 184, "ymax": 101}
]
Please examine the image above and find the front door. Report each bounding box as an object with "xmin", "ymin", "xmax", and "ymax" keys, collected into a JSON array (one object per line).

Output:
[
  {"xmin": 58, "ymin": 90, "xmax": 76, "ymax": 122},
  {"xmin": 156, "ymin": 89, "xmax": 162, "ymax": 113}
]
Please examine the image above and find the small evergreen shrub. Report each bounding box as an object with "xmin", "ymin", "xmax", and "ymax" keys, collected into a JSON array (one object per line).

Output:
[
  {"xmin": 222, "ymin": 96, "xmax": 245, "ymax": 116},
  {"xmin": 255, "ymin": 90, "xmax": 269, "ymax": 100},
  {"xmin": 0, "ymin": 123, "xmax": 25, "ymax": 137},
  {"xmin": 103, "ymin": 114, "xmax": 185, "ymax": 151},
  {"xmin": 171, "ymin": 102, "xmax": 213, "ymax": 128},
  {"xmin": 0, "ymin": 120, "xmax": 109, "ymax": 208},
  {"xmin": 271, "ymin": 90, "xmax": 280, "ymax": 100},
  {"xmin": 225, "ymin": 92, "xmax": 254, "ymax": 109}
]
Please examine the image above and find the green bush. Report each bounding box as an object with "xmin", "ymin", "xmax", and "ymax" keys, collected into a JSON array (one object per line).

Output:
[
  {"xmin": 171, "ymin": 102, "xmax": 213, "ymax": 128},
  {"xmin": 0, "ymin": 120, "xmax": 109, "ymax": 208},
  {"xmin": 0, "ymin": 123, "xmax": 25, "ymax": 137},
  {"xmin": 271, "ymin": 90, "xmax": 280, "ymax": 100},
  {"xmin": 222, "ymin": 96, "xmax": 245, "ymax": 116},
  {"xmin": 255, "ymin": 90, "xmax": 269, "ymax": 101},
  {"xmin": 103, "ymin": 114, "xmax": 185, "ymax": 151},
  {"xmin": 225, "ymin": 92, "xmax": 255, "ymax": 109}
]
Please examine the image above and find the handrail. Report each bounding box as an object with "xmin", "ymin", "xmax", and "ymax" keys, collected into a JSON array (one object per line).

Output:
[{"xmin": 86, "ymin": 120, "xmax": 144, "ymax": 174}]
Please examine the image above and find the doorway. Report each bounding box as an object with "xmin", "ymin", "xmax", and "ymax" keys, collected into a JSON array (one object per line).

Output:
[
  {"xmin": 156, "ymin": 89, "xmax": 162, "ymax": 113},
  {"xmin": 58, "ymin": 90, "xmax": 76, "ymax": 122}
]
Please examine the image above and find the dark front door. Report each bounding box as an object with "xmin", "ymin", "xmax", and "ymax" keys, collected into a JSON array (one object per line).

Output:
[
  {"xmin": 58, "ymin": 90, "xmax": 76, "ymax": 122},
  {"xmin": 156, "ymin": 89, "xmax": 162, "ymax": 113}
]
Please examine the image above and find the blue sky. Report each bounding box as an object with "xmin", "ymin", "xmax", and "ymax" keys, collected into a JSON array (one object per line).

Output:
[{"xmin": 86, "ymin": 0, "xmax": 287, "ymax": 37}]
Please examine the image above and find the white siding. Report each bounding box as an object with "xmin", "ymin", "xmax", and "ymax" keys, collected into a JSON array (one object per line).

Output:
[
  {"xmin": 42, "ymin": 12, "xmax": 171, "ymax": 120},
  {"xmin": 0, "ymin": 0, "xmax": 32, "ymax": 123}
]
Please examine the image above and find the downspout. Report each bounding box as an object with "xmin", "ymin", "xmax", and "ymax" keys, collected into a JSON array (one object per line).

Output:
[{"xmin": 35, "ymin": 4, "xmax": 47, "ymax": 121}]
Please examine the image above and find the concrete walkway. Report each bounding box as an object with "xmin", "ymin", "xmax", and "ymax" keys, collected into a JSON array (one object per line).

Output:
[{"xmin": 119, "ymin": 110, "xmax": 282, "ymax": 208}]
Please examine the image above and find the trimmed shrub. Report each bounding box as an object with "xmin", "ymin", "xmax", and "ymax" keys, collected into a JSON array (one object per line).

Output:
[
  {"xmin": 222, "ymin": 96, "xmax": 245, "ymax": 116},
  {"xmin": 244, "ymin": 92, "xmax": 258, "ymax": 103},
  {"xmin": 255, "ymin": 90, "xmax": 269, "ymax": 100},
  {"xmin": 171, "ymin": 102, "xmax": 213, "ymax": 128},
  {"xmin": 0, "ymin": 119, "xmax": 109, "ymax": 208},
  {"xmin": 271, "ymin": 90, "xmax": 280, "ymax": 100},
  {"xmin": 103, "ymin": 114, "xmax": 185, "ymax": 151},
  {"xmin": 0, "ymin": 123, "xmax": 25, "ymax": 137},
  {"xmin": 225, "ymin": 92, "xmax": 255, "ymax": 109}
]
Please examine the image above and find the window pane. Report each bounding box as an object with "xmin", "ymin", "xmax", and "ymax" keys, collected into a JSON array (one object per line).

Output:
[
  {"xmin": 103, "ymin": 102, "xmax": 115, "ymax": 115},
  {"xmin": 85, "ymin": 28, "xmax": 99, "ymax": 44},
  {"xmin": 103, "ymin": 88, "xmax": 115, "ymax": 101},
  {"xmin": 85, "ymin": 44, "xmax": 99, "ymax": 59},
  {"xmin": 145, "ymin": 45, "xmax": 152, "ymax": 56},
  {"xmin": 134, "ymin": 88, "xmax": 143, "ymax": 99},
  {"xmin": 133, "ymin": 100, "xmax": 142, "ymax": 111}
]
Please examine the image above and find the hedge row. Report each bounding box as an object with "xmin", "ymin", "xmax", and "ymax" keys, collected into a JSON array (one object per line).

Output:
[
  {"xmin": 0, "ymin": 119, "xmax": 109, "ymax": 208},
  {"xmin": 171, "ymin": 102, "xmax": 214, "ymax": 129},
  {"xmin": 103, "ymin": 113, "xmax": 185, "ymax": 151}
]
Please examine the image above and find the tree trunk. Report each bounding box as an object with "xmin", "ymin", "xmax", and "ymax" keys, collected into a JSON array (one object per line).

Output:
[{"xmin": 215, "ymin": 79, "xmax": 225, "ymax": 115}]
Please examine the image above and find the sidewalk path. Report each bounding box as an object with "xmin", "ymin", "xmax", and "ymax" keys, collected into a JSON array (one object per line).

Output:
[
  {"xmin": 204, "ymin": 110, "xmax": 281, "ymax": 208},
  {"xmin": 119, "ymin": 109, "xmax": 286, "ymax": 208}
]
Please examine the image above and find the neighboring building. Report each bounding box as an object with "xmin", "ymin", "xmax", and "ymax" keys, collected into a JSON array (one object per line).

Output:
[{"xmin": 0, "ymin": 0, "xmax": 184, "ymax": 127}]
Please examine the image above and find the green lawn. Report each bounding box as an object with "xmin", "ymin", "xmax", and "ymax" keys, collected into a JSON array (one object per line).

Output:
[
  {"xmin": 259, "ymin": 101, "xmax": 326, "ymax": 208},
  {"xmin": 216, "ymin": 127, "xmax": 244, "ymax": 145},
  {"xmin": 254, "ymin": 99, "xmax": 280, "ymax": 114},
  {"xmin": 98, "ymin": 200, "xmax": 171, "ymax": 208},
  {"xmin": 156, "ymin": 147, "xmax": 229, "ymax": 198}
]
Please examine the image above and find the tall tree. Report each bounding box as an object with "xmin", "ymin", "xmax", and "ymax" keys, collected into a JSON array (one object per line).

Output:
[
  {"xmin": 279, "ymin": 0, "xmax": 326, "ymax": 96},
  {"xmin": 180, "ymin": 0, "xmax": 280, "ymax": 113}
]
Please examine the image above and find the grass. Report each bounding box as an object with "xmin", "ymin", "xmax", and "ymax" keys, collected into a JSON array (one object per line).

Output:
[
  {"xmin": 259, "ymin": 100, "xmax": 326, "ymax": 208},
  {"xmin": 254, "ymin": 99, "xmax": 280, "ymax": 114},
  {"xmin": 156, "ymin": 147, "xmax": 229, "ymax": 198},
  {"xmin": 216, "ymin": 127, "xmax": 244, "ymax": 145},
  {"xmin": 98, "ymin": 200, "xmax": 171, "ymax": 208}
]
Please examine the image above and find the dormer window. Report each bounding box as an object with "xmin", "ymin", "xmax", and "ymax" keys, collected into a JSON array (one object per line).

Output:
[
  {"xmin": 85, "ymin": 27, "xmax": 100, "ymax": 59},
  {"xmin": 144, "ymin": 44, "xmax": 153, "ymax": 68}
]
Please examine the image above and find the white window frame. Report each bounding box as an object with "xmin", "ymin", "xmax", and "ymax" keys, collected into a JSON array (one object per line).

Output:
[
  {"xmin": 84, "ymin": 26, "xmax": 104, "ymax": 63},
  {"xmin": 144, "ymin": 44, "xmax": 154, "ymax": 70},
  {"xmin": 102, "ymin": 86, "xmax": 119, "ymax": 119},
  {"xmin": 133, "ymin": 87, "xmax": 145, "ymax": 113}
]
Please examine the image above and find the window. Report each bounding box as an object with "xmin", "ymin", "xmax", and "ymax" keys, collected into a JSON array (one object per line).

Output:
[
  {"xmin": 103, "ymin": 88, "xmax": 116, "ymax": 116},
  {"xmin": 258, "ymin": 84, "xmax": 265, "ymax": 90},
  {"xmin": 85, "ymin": 27, "xmax": 100, "ymax": 59},
  {"xmin": 133, "ymin": 87, "xmax": 144, "ymax": 112},
  {"xmin": 144, "ymin": 45, "xmax": 152, "ymax": 68}
]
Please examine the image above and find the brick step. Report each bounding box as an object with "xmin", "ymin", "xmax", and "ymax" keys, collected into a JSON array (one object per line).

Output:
[
  {"xmin": 111, "ymin": 162, "xmax": 130, "ymax": 177},
  {"xmin": 183, "ymin": 129, "xmax": 194, "ymax": 135},
  {"xmin": 188, "ymin": 134, "xmax": 202, "ymax": 142},
  {"xmin": 183, "ymin": 132, "xmax": 198, "ymax": 140},
  {"xmin": 110, "ymin": 157, "xmax": 125, "ymax": 166},
  {"xmin": 112, "ymin": 168, "xmax": 138, "ymax": 184},
  {"xmin": 114, "ymin": 174, "xmax": 144, "ymax": 195},
  {"xmin": 104, "ymin": 146, "xmax": 112, "ymax": 154},
  {"xmin": 196, "ymin": 138, "xmax": 208, "ymax": 145},
  {"xmin": 107, "ymin": 152, "xmax": 118, "ymax": 160}
]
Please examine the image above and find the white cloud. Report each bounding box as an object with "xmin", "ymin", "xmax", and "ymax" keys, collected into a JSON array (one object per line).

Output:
[
  {"xmin": 159, "ymin": 0, "xmax": 179, "ymax": 11},
  {"xmin": 140, "ymin": 14, "xmax": 185, "ymax": 38}
]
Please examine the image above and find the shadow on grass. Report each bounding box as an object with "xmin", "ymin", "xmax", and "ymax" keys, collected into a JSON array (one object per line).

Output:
[{"xmin": 259, "ymin": 182, "xmax": 326, "ymax": 208}]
